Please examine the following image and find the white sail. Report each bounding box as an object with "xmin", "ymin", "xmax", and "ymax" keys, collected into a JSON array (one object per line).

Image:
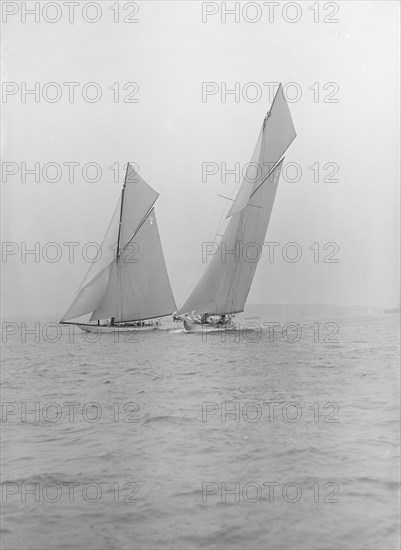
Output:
[
  {"xmin": 61, "ymin": 196, "xmax": 121, "ymax": 322},
  {"xmin": 225, "ymin": 127, "xmax": 264, "ymax": 219},
  {"xmin": 61, "ymin": 165, "xmax": 176, "ymax": 322},
  {"xmin": 90, "ymin": 209, "xmax": 176, "ymax": 322},
  {"xmin": 118, "ymin": 164, "xmax": 159, "ymax": 254},
  {"xmin": 178, "ymin": 159, "xmax": 284, "ymax": 316},
  {"xmin": 227, "ymin": 83, "xmax": 296, "ymax": 218}
]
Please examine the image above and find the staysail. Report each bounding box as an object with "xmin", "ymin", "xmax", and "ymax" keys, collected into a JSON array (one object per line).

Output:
[
  {"xmin": 61, "ymin": 164, "xmax": 176, "ymax": 322},
  {"xmin": 178, "ymin": 83, "xmax": 295, "ymax": 316}
]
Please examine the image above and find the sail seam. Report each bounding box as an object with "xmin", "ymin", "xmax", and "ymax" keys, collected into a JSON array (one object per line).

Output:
[{"xmin": 121, "ymin": 200, "xmax": 159, "ymax": 254}]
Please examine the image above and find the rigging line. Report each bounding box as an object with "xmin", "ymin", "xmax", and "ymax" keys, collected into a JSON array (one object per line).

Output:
[
  {"xmin": 233, "ymin": 215, "xmax": 246, "ymax": 311},
  {"xmin": 232, "ymin": 183, "xmax": 260, "ymax": 313},
  {"xmin": 60, "ymin": 197, "xmax": 121, "ymax": 321},
  {"xmin": 154, "ymin": 215, "xmax": 177, "ymax": 310},
  {"xmin": 225, "ymin": 99, "xmax": 273, "ymax": 203},
  {"xmin": 217, "ymin": 131, "xmax": 262, "ymax": 231},
  {"xmin": 217, "ymin": 194, "xmax": 234, "ymax": 201},
  {"xmin": 249, "ymin": 128, "xmax": 295, "ymax": 200},
  {"xmin": 60, "ymin": 263, "xmax": 110, "ymax": 322},
  {"xmin": 215, "ymin": 191, "xmax": 233, "ymax": 240},
  {"xmin": 124, "ymin": 224, "xmax": 156, "ymax": 322},
  {"xmin": 228, "ymin": 138, "xmax": 263, "ymax": 313},
  {"xmin": 125, "ymin": 249, "xmax": 147, "ymax": 321},
  {"xmin": 249, "ymin": 158, "xmax": 282, "ymax": 199},
  {"xmin": 248, "ymin": 126, "xmax": 273, "ymax": 199},
  {"xmin": 234, "ymin": 133, "xmax": 293, "ymax": 208},
  {"xmin": 122, "ymin": 199, "xmax": 158, "ymax": 253},
  {"xmin": 235, "ymin": 207, "xmax": 252, "ymax": 306},
  {"xmin": 123, "ymin": 219, "xmax": 173, "ymax": 321},
  {"xmin": 180, "ymin": 212, "xmax": 212, "ymax": 308},
  {"xmin": 119, "ymin": 259, "xmax": 123, "ymax": 321},
  {"xmin": 138, "ymin": 226, "xmax": 157, "ymax": 314},
  {"xmin": 225, "ymin": 212, "xmax": 242, "ymax": 314},
  {"xmin": 226, "ymin": 123, "xmax": 262, "ymax": 200},
  {"xmin": 120, "ymin": 312, "xmax": 173, "ymax": 323},
  {"xmin": 116, "ymin": 164, "xmax": 129, "ymax": 260},
  {"xmin": 182, "ymin": 194, "xmax": 228, "ymax": 305},
  {"xmin": 226, "ymin": 207, "xmax": 244, "ymax": 310},
  {"xmin": 122, "ymin": 308, "xmax": 175, "ymax": 323},
  {"xmin": 216, "ymin": 205, "xmax": 227, "ymax": 238},
  {"xmin": 238, "ymin": 119, "xmax": 262, "ymax": 164},
  {"xmin": 266, "ymin": 82, "xmax": 282, "ymax": 118},
  {"xmin": 180, "ymin": 256, "xmax": 209, "ymax": 310},
  {"xmin": 207, "ymin": 188, "xmax": 222, "ymax": 245},
  {"xmin": 137, "ymin": 215, "xmax": 170, "ymax": 319}
]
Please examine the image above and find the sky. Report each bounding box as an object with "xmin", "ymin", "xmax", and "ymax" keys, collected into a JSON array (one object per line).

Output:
[{"xmin": 1, "ymin": 0, "xmax": 400, "ymax": 317}]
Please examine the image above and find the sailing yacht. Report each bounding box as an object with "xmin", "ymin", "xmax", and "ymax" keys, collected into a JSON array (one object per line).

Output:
[
  {"xmin": 174, "ymin": 84, "xmax": 296, "ymax": 332},
  {"xmin": 60, "ymin": 164, "xmax": 176, "ymax": 332}
]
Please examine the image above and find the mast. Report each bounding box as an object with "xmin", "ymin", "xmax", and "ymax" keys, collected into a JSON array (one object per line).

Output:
[{"xmin": 116, "ymin": 163, "xmax": 129, "ymax": 260}]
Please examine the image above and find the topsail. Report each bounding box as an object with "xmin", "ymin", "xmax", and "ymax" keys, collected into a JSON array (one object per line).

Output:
[
  {"xmin": 178, "ymin": 84, "xmax": 295, "ymax": 316},
  {"xmin": 61, "ymin": 164, "xmax": 176, "ymax": 323},
  {"xmin": 227, "ymin": 83, "xmax": 296, "ymax": 218}
]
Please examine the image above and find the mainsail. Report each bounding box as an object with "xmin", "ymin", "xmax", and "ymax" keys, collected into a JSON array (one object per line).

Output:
[
  {"xmin": 61, "ymin": 164, "xmax": 176, "ymax": 323},
  {"xmin": 178, "ymin": 84, "xmax": 295, "ymax": 316}
]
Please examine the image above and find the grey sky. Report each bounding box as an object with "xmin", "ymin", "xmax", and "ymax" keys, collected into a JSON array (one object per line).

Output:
[{"xmin": 1, "ymin": 0, "xmax": 400, "ymax": 317}]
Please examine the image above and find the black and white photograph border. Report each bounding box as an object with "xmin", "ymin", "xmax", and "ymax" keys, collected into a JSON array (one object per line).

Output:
[{"xmin": 1, "ymin": 1, "xmax": 400, "ymax": 549}]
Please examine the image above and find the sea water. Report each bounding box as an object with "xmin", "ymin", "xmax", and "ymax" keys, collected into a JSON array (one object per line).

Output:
[{"xmin": 1, "ymin": 314, "xmax": 399, "ymax": 549}]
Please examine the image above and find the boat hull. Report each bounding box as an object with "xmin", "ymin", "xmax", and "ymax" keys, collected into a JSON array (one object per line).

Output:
[
  {"xmin": 182, "ymin": 319, "xmax": 245, "ymax": 333},
  {"xmin": 76, "ymin": 323, "xmax": 157, "ymax": 333}
]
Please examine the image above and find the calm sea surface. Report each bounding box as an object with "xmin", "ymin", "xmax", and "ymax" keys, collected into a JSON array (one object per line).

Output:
[{"xmin": 1, "ymin": 314, "xmax": 400, "ymax": 550}]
